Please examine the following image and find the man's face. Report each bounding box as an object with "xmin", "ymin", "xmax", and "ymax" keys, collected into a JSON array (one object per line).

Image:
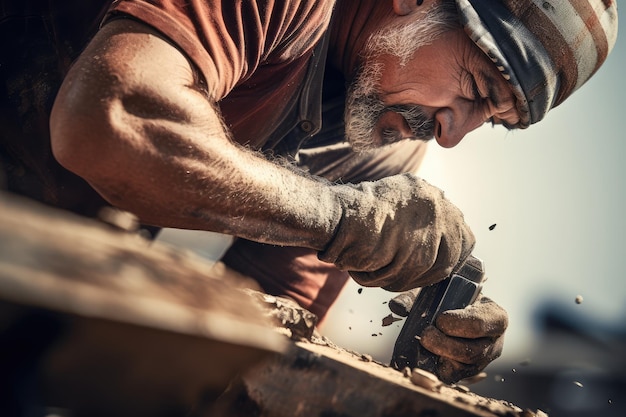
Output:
[{"xmin": 345, "ymin": 26, "xmax": 520, "ymax": 150}]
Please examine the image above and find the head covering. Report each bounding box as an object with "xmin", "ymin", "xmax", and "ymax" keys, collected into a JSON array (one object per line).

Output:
[{"xmin": 455, "ymin": 0, "xmax": 618, "ymax": 128}]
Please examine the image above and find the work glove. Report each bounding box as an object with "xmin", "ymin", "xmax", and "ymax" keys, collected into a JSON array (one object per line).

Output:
[
  {"xmin": 319, "ymin": 173, "xmax": 474, "ymax": 291},
  {"xmin": 390, "ymin": 292, "xmax": 508, "ymax": 384}
]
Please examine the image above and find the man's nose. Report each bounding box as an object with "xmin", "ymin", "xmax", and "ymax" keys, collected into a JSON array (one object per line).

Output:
[{"xmin": 433, "ymin": 100, "xmax": 491, "ymax": 148}]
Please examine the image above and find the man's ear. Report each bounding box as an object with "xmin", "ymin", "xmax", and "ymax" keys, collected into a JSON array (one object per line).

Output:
[{"xmin": 392, "ymin": 0, "xmax": 427, "ymax": 16}]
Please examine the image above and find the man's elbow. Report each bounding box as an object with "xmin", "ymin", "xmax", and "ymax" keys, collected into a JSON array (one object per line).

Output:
[{"xmin": 50, "ymin": 81, "xmax": 112, "ymax": 180}]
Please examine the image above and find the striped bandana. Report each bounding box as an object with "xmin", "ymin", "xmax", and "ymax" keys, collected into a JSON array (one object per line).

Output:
[{"xmin": 455, "ymin": 0, "xmax": 618, "ymax": 128}]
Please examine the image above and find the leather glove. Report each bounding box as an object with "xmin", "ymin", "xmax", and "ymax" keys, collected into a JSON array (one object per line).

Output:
[
  {"xmin": 417, "ymin": 295, "xmax": 508, "ymax": 383},
  {"xmin": 319, "ymin": 173, "xmax": 475, "ymax": 291}
]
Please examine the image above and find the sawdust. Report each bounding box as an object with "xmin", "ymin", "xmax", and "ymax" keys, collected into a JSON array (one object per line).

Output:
[
  {"xmin": 246, "ymin": 290, "xmax": 319, "ymax": 340},
  {"xmin": 382, "ymin": 313, "xmax": 402, "ymax": 327}
]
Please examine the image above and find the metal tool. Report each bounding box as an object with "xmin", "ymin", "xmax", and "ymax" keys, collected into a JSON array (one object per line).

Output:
[{"xmin": 390, "ymin": 255, "xmax": 486, "ymax": 373}]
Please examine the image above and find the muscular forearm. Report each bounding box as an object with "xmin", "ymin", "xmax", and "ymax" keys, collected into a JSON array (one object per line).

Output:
[
  {"xmin": 91, "ymin": 114, "xmax": 338, "ymax": 249},
  {"xmin": 50, "ymin": 19, "xmax": 475, "ymax": 291},
  {"xmin": 50, "ymin": 19, "xmax": 338, "ymax": 250}
]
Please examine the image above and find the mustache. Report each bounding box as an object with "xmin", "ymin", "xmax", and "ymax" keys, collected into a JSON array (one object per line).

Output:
[
  {"xmin": 347, "ymin": 93, "xmax": 434, "ymax": 143},
  {"xmin": 385, "ymin": 103, "xmax": 435, "ymax": 140}
]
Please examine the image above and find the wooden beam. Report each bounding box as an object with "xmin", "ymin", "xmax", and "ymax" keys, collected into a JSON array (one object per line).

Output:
[
  {"xmin": 0, "ymin": 192, "xmax": 286, "ymax": 416},
  {"xmin": 0, "ymin": 192, "xmax": 543, "ymax": 417},
  {"xmin": 209, "ymin": 340, "xmax": 544, "ymax": 417}
]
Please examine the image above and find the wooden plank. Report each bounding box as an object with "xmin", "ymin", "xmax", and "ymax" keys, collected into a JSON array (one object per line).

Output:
[
  {"xmin": 0, "ymin": 192, "xmax": 286, "ymax": 416},
  {"xmin": 209, "ymin": 340, "xmax": 540, "ymax": 417},
  {"xmin": 0, "ymin": 192, "xmax": 279, "ymax": 340},
  {"xmin": 0, "ymin": 192, "xmax": 541, "ymax": 417}
]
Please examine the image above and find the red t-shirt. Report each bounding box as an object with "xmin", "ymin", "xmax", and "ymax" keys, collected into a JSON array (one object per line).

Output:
[{"xmin": 105, "ymin": 0, "xmax": 335, "ymax": 149}]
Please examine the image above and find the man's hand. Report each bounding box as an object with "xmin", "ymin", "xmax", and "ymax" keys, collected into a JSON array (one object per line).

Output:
[
  {"xmin": 319, "ymin": 173, "xmax": 475, "ymax": 291},
  {"xmin": 418, "ymin": 295, "xmax": 508, "ymax": 383}
]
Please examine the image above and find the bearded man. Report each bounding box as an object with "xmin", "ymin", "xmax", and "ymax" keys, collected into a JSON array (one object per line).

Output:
[{"xmin": 0, "ymin": 0, "xmax": 617, "ymax": 383}]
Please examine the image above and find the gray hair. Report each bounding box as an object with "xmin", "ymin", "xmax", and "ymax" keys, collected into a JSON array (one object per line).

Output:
[{"xmin": 367, "ymin": 1, "xmax": 460, "ymax": 66}]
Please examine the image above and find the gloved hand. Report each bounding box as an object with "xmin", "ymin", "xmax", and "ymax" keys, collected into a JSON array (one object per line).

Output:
[
  {"xmin": 417, "ymin": 295, "xmax": 508, "ymax": 383},
  {"xmin": 319, "ymin": 173, "xmax": 475, "ymax": 291}
]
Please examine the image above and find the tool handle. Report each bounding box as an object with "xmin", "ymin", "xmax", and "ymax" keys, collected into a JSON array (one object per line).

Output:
[{"xmin": 390, "ymin": 255, "xmax": 485, "ymax": 372}]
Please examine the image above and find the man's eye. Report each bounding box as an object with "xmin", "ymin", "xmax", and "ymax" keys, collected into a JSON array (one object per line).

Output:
[{"xmin": 471, "ymin": 75, "xmax": 481, "ymax": 100}]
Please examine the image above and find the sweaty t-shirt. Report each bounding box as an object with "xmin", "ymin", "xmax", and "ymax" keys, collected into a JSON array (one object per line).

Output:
[{"xmin": 104, "ymin": 0, "xmax": 336, "ymax": 149}]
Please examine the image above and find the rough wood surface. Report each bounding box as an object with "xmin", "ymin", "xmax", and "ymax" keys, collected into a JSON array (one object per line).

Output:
[
  {"xmin": 0, "ymin": 192, "xmax": 286, "ymax": 416},
  {"xmin": 0, "ymin": 192, "xmax": 280, "ymax": 340},
  {"xmin": 0, "ymin": 192, "xmax": 543, "ymax": 417},
  {"xmin": 210, "ymin": 339, "xmax": 544, "ymax": 417}
]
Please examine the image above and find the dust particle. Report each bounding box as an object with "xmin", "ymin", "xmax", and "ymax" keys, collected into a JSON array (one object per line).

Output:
[
  {"xmin": 410, "ymin": 368, "xmax": 442, "ymax": 391},
  {"xmin": 382, "ymin": 313, "xmax": 402, "ymax": 327},
  {"xmin": 575, "ymin": 295, "xmax": 583, "ymax": 304},
  {"xmin": 358, "ymin": 288, "xmax": 363, "ymax": 294},
  {"xmin": 371, "ymin": 333, "xmax": 378, "ymax": 337},
  {"xmin": 489, "ymin": 223, "xmax": 497, "ymax": 231},
  {"xmin": 573, "ymin": 381, "xmax": 583, "ymax": 388},
  {"xmin": 454, "ymin": 384, "xmax": 470, "ymax": 393}
]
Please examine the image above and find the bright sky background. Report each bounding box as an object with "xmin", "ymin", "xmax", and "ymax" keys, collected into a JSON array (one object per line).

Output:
[{"xmin": 159, "ymin": 7, "xmax": 625, "ymax": 366}]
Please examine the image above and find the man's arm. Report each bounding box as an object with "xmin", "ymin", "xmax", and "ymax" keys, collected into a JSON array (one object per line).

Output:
[
  {"xmin": 51, "ymin": 18, "xmax": 474, "ymax": 291},
  {"xmin": 50, "ymin": 19, "xmax": 338, "ymax": 249}
]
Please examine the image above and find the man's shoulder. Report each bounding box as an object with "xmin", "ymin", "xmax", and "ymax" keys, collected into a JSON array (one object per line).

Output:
[
  {"xmin": 261, "ymin": 0, "xmax": 336, "ymax": 62},
  {"xmin": 104, "ymin": 0, "xmax": 336, "ymax": 97}
]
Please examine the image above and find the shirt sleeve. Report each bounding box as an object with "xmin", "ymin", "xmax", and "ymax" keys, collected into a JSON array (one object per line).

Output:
[{"xmin": 104, "ymin": 0, "xmax": 334, "ymax": 99}]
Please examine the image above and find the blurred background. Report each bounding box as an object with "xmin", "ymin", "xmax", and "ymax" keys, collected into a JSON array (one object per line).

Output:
[{"xmin": 158, "ymin": 8, "xmax": 626, "ymax": 417}]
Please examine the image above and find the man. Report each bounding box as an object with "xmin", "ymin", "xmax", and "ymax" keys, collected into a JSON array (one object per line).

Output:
[{"xmin": 1, "ymin": 0, "xmax": 618, "ymax": 383}]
